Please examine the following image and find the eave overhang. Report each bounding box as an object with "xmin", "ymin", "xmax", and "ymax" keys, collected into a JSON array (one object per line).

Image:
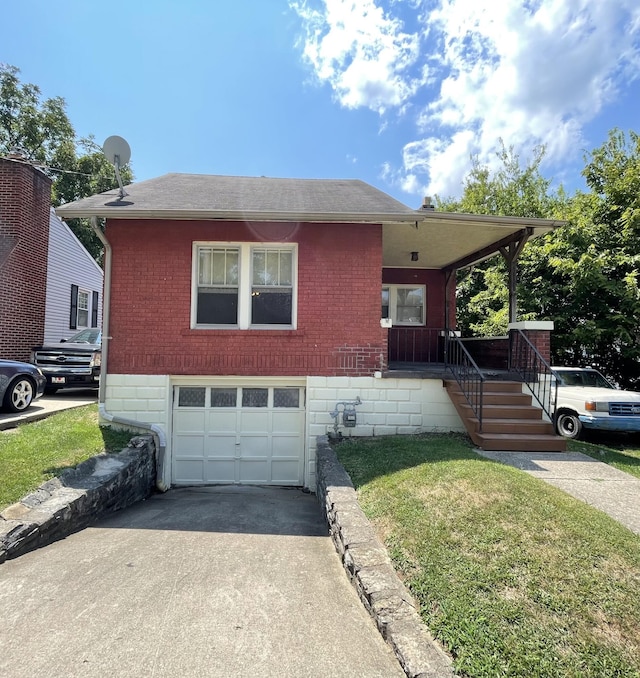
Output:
[{"xmin": 55, "ymin": 188, "xmax": 564, "ymax": 272}]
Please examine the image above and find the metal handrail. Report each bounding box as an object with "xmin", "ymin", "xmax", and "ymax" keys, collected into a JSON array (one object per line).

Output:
[
  {"xmin": 445, "ymin": 333, "xmax": 485, "ymax": 431},
  {"xmin": 509, "ymin": 329, "xmax": 558, "ymax": 422}
]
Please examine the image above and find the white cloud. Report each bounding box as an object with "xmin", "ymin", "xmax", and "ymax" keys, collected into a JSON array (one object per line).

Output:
[
  {"xmin": 290, "ymin": 0, "xmax": 427, "ymax": 113},
  {"xmin": 292, "ymin": 0, "xmax": 640, "ymax": 198}
]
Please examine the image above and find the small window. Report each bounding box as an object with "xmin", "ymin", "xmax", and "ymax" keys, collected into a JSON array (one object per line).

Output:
[
  {"xmin": 242, "ymin": 388, "xmax": 268, "ymax": 407},
  {"xmin": 382, "ymin": 285, "xmax": 425, "ymax": 326},
  {"xmin": 178, "ymin": 387, "xmax": 206, "ymax": 407},
  {"xmin": 274, "ymin": 388, "xmax": 300, "ymax": 408},
  {"xmin": 77, "ymin": 291, "xmax": 89, "ymax": 327},
  {"xmin": 211, "ymin": 388, "xmax": 237, "ymax": 407}
]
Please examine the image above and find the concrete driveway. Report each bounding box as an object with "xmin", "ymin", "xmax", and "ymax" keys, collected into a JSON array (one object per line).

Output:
[
  {"xmin": 0, "ymin": 486, "xmax": 405, "ymax": 678},
  {"xmin": 0, "ymin": 387, "xmax": 97, "ymax": 430}
]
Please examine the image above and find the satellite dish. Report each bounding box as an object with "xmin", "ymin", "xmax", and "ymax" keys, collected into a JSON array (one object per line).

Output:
[
  {"xmin": 102, "ymin": 135, "xmax": 131, "ymax": 199},
  {"xmin": 103, "ymin": 135, "xmax": 131, "ymax": 166}
]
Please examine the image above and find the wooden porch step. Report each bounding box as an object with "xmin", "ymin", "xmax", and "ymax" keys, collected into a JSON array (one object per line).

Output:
[
  {"xmin": 474, "ymin": 418, "xmax": 556, "ymax": 435},
  {"xmin": 481, "ymin": 381, "xmax": 525, "ymax": 393},
  {"xmin": 457, "ymin": 403, "xmax": 544, "ymax": 420},
  {"xmin": 472, "ymin": 432, "xmax": 567, "ymax": 452},
  {"xmin": 445, "ymin": 379, "xmax": 567, "ymax": 452}
]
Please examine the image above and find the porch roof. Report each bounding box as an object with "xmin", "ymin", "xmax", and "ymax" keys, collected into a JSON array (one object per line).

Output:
[{"xmin": 383, "ymin": 212, "xmax": 562, "ymax": 270}]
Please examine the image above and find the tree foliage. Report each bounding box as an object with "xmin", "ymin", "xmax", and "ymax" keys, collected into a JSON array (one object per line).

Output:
[
  {"xmin": 0, "ymin": 64, "xmax": 133, "ymax": 261},
  {"xmin": 437, "ymin": 142, "xmax": 567, "ymax": 337},
  {"xmin": 438, "ymin": 132, "xmax": 640, "ymax": 389}
]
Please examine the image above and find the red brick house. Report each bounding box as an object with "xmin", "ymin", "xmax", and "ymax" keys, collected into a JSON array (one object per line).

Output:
[
  {"xmin": 0, "ymin": 158, "xmax": 102, "ymax": 362},
  {"xmin": 56, "ymin": 173, "xmax": 562, "ymax": 490}
]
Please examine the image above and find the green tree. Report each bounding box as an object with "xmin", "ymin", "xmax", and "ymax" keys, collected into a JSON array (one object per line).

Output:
[
  {"xmin": 521, "ymin": 130, "xmax": 640, "ymax": 387},
  {"xmin": 0, "ymin": 64, "xmax": 133, "ymax": 261},
  {"xmin": 450, "ymin": 130, "xmax": 640, "ymax": 388},
  {"xmin": 437, "ymin": 142, "xmax": 566, "ymax": 336}
]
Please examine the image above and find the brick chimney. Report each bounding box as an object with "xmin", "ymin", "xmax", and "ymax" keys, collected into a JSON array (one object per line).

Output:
[{"xmin": 0, "ymin": 157, "xmax": 52, "ymax": 361}]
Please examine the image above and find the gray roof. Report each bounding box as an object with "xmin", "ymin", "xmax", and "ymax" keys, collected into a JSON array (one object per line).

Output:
[{"xmin": 55, "ymin": 173, "xmax": 422, "ymax": 222}]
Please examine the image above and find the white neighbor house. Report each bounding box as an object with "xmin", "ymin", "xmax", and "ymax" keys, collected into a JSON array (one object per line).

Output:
[{"xmin": 43, "ymin": 208, "xmax": 103, "ymax": 344}]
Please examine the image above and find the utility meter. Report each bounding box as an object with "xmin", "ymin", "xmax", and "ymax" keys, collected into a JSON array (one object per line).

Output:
[{"xmin": 342, "ymin": 405, "xmax": 357, "ymax": 427}]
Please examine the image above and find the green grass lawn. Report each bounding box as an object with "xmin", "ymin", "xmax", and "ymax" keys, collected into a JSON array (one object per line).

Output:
[
  {"xmin": 336, "ymin": 434, "xmax": 640, "ymax": 678},
  {"xmin": 0, "ymin": 405, "xmax": 134, "ymax": 511}
]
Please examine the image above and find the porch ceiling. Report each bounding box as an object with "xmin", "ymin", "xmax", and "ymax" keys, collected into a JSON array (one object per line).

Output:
[{"xmin": 383, "ymin": 212, "xmax": 563, "ymax": 270}]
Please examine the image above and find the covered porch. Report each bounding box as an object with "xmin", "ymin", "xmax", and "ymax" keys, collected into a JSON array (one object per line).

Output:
[{"xmin": 381, "ymin": 204, "xmax": 563, "ymax": 373}]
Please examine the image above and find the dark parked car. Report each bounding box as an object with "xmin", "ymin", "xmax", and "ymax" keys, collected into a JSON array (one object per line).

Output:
[
  {"xmin": 30, "ymin": 329, "xmax": 101, "ymax": 393},
  {"xmin": 0, "ymin": 359, "xmax": 47, "ymax": 412}
]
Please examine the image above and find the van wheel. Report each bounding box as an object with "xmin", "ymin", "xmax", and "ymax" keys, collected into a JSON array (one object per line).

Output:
[{"xmin": 556, "ymin": 412, "xmax": 583, "ymax": 439}]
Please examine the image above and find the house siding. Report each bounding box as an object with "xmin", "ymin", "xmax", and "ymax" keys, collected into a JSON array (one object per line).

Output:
[
  {"xmin": 0, "ymin": 159, "xmax": 51, "ymax": 361},
  {"xmin": 106, "ymin": 219, "xmax": 386, "ymax": 377},
  {"xmin": 44, "ymin": 209, "xmax": 104, "ymax": 343}
]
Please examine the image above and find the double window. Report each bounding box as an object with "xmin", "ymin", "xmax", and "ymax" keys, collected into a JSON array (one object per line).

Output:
[
  {"xmin": 193, "ymin": 243, "xmax": 296, "ymax": 329},
  {"xmin": 382, "ymin": 285, "xmax": 425, "ymax": 326}
]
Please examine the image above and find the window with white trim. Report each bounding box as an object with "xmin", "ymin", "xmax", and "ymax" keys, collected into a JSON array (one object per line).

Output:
[
  {"xmin": 193, "ymin": 243, "xmax": 296, "ymax": 329},
  {"xmin": 382, "ymin": 285, "xmax": 426, "ymax": 326},
  {"xmin": 77, "ymin": 290, "xmax": 90, "ymax": 327}
]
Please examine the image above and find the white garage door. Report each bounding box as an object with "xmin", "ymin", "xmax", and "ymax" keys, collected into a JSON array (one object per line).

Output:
[{"xmin": 172, "ymin": 385, "xmax": 305, "ymax": 486}]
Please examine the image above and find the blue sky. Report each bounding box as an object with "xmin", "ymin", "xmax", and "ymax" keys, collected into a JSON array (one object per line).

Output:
[{"xmin": 2, "ymin": 0, "xmax": 639, "ymax": 206}]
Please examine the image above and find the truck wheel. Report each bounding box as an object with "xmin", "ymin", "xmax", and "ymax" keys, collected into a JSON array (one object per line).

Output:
[
  {"xmin": 3, "ymin": 377, "xmax": 35, "ymax": 413},
  {"xmin": 556, "ymin": 412, "xmax": 583, "ymax": 440}
]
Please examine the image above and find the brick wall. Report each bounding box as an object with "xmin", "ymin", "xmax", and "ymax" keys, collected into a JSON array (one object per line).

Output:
[
  {"xmin": 517, "ymin": 330, "xmax": 551, "ymax": 364},
  {"xmin": 0, "ymin": 159, "xmax": 51, "ymax": 361},
  {"xmin": 106, "ymin": 219, "xmax": 386, "ymax": 377}
]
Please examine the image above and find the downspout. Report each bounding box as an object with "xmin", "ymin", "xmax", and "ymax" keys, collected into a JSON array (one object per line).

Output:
[{"xmin": 90, "ymin": 217, "xmax": 169, "ymax": 491}]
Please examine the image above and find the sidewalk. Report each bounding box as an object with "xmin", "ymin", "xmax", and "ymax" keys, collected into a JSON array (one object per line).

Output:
[{"xmin": 476, "ymin": 450, "xmax": 640, "ymax": 535}]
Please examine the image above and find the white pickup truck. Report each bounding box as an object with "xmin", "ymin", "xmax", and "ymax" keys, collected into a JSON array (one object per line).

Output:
[{"xmin": 553, "ymin": 366, "xmax": 640, "ymax": 439}]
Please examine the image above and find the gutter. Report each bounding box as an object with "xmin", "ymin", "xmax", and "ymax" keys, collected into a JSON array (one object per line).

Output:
[{"xmin": 90, "ymin": 217, "xmax": 169, "ymax": 492}]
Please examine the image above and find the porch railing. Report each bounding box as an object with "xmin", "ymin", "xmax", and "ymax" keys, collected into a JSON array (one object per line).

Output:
[
  {"xmin": 509, "ymin": 329, "xmax": 558, "ymax": 423},
  {"xmin": 388, "ymin": 327, "xmax": 443, "ymax": 363},
  {"xmin": 445, "ymin": 333, "xmax": 485, "ymax": 431}
]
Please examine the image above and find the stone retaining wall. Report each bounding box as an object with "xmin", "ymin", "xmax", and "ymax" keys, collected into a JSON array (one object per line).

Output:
[
  {"xmin": 315, "ymin": 436, "xmax": 454, "ymax": 678},
  {"xmin": 0, "ymin": 436, "xmax": 156, "ymax": 563}
]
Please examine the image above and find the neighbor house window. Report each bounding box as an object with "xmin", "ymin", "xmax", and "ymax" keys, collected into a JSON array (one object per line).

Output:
[
  {"xmin": 70, "ymin": 285, "xmax": 97, "ymax": 330},
  {"xmin": 193, "ymin": 243, "xmax": 296, "ymax": 329},
  {"xmin": 382, "ymin": 285, "xmax": 425, "ymax": 325}
]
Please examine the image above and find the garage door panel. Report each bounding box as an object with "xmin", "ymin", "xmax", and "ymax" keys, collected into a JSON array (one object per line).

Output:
[
  {"xmin": 239, "ymin": 411, "xmax": 270, "ymax": 431},
  {"xmin": 205, "ymin": 460, "xmax": 236, "ymax": 483},
  {"xmin": 271, "ymin": 460, "xmax": 302, "ymax": 484},
  {"xmin": 271, "ymin": 436, "xmax": 301, "ymax": 458},
  {"xmin": 207, "ymin": 410, "xmax": 237, "ymax": 431},
  {"xmin": 205, "ymin": 435, "xmax": 236, "ymax": 457},
  {"xmin": 173, "ymin": 385, "xmax": 305, "ymax": 486},
  {"xmin": 238, "ymin": 435, "xmax": 270, "ymax": 458},
  {"xmin": 174, "ymin": 411, "xmax": 206, "ymax": 431},
  {"xmin": 174, "ymin": 459, "xmax": 205, "ymax": 484},
  {"xmin": 238, "ymin": 460, "xmax": 270, "ymax": 483},
  {"xmin": 174, "ymin": 434, "xmax": 205, "ymax": 457},
  {"xmin": 272, "ymin": 411, "xmax": 303, "ymax": 432}
]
